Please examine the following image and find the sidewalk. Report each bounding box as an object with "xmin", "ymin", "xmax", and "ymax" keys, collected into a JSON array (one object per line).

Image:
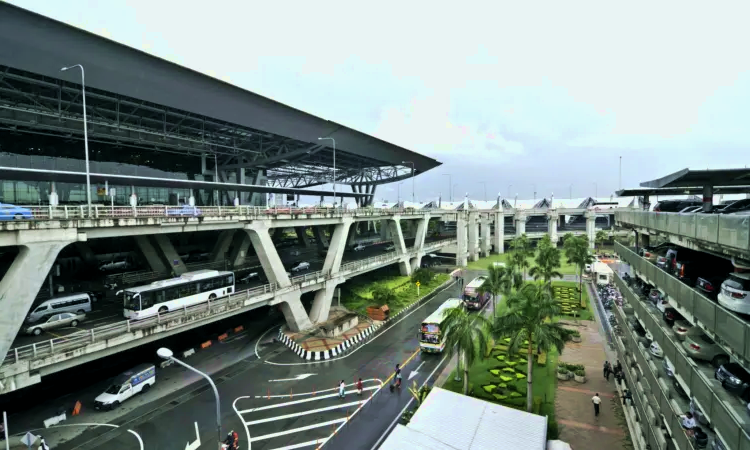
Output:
[{"xmin": 555, "ymin": 321, "xmax": 632, "ymax": 450}]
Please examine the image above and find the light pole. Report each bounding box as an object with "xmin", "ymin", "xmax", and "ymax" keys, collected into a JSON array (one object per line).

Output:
[
  {"xmin": 317, "ymin": 137, "xmax": 336, "ymax": 206},
  {"xmin": 442, "ymin": 174, "xmax": 452, "ymax": 202},
  {"xmin": 479, "ymin": 182, "xmax": 487, "ymax": 202},
  {"xmin": 402, "ymin": 161, "xmax": 415, "ymax": 204},
  {"xmin": 60, "ymin": 64, "xmax": 91, "ymax": 214},
  {"xmin": 397, "ymin": 182, "xmax": 404, "ymax": 204},
  {"xmin": 157, "ymin": 348, "xmax": 222, "ymax": 446}
]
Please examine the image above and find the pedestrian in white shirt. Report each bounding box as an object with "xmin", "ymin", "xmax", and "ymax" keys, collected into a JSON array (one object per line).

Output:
[
  {"xmin": 592, "ymin": 393, "xmax": 602, "ymax": 416},
  {"xmin": 681, "ymin": 412, "xmax": 696, "ymax": 432},
  {"xmin": 338, "ymin": 380, "xmax": 346, "ymax": 399}
]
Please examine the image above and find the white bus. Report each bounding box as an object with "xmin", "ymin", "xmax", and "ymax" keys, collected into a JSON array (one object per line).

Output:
[
  {"xmin": 121, "ymin": 270, "xmax": 235, "ymax": 319},
  {"xmin": 419, "ymin": 299, "xmax": 464, "ymax": 353}
]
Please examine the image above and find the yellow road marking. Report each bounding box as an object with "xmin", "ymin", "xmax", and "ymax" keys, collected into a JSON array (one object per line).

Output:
[{"xmin": 383, "ymin": 347, "xmax": 421, "ymax": 386}]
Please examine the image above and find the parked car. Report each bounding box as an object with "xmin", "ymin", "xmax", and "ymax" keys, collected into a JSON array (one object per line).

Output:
[
  {"xmin": 683, "ymin": 333, "xmax": 730, "ymax": 367},
  {"xmin": 679, "ymin": 205, "xmax": 702, "ymax": 213},
  {"xmin": 663, "ymin": 307, "xmax": 684, "ymax": 327},
  {"xmin": 649, "ymin": 341, "xmax": 664, "ymax": 358},
  {"xmin": 672, "ymin": 252, "xmax": 733, "ymax": 288},
  {"xmin": 663, "ymin": 357, "xmax": 675, "ymax": 377},
  {"xmin": 715, "ymin": 199, "xmax": 750, "ymax": 215},
  {"xmin": 25, "ymin": 312, "xmax": 85, "ymax": 336},
  {"xmin": 649, "ymin": 288, "xmax": 666, "ymax": 307},
  {"xmin": 384, "ymin": 245, "xmax": 396, "ymax": 252},
  {"xmin": 290, "ymin": 261, "xmax": 310, "ymax": 272},
  {"xmin": 652, "ymin": 199, "xmax": 702, "ymax": 212},
  {"xmin": 166, "ymin": 205, "xmax": 202, "ymax": 217},
  {"xmin": 353, "ymin": 244, "xmax": 365, "ymax": 252},
  {"xmin": 639, "ymin": 243, "xmax": 672, "ymax": 263},
  {"xmin": 718, "ymin": 273, "xmax": 750, "ymax": 314},
  {"xmin": 672, "ymin": 320, "xmax": 694, "ymax": 341},
  {"xmin": 655, "ymin": 248, "xmax": 677, "ymax": 270},
  {"xmin": 95, "ymin": 364, "xmax": 155, "ymax": 410},
  {"xmin": 715, "ymin": 363, "xmax": 750, "ymax": 401},
  {"xmin": 0, "ymin": 203, "xmax": 33, "ymax": 220}
]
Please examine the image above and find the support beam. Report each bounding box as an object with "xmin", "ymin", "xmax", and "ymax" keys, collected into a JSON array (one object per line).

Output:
[
  {"xmin": 585, "ymin": 212, "xmax": 596, "ymax": 250},
  {"xmin": 295, "ymin": 227, "xmax": 311, "ymax": 248},
  {"xmin": 275, "ymin": 291, "xmax": 313, "ymax": 332},
  {"xmin": 0, "ymin": 239, "xmax": 73, "ymax": 364},
  {"xmin": 210, "ymin": 230, "xmax": 235, "ymax": 263},
  {"xmin": 548, "ymin": 211, "xmax": 559, "ymax": 245},
  {"xmin": 388, "ymin": 218, "xmax": 407, "ymax": 254},
  {"xmin": 321, "ymin": 220, "xmax": 353, "ymax": 276},
  {"xmin": 310, "ymin": 279, "xmax": 341, "ymax": 324},
  {"xmin": 153, "ymin": 235, "xmax": 187, "ymax": 275},
  {"xmin": 456, "ymin": 216, "xmax": 468, "ymax": 267},
  {"xmin": 480, "ymin": 216, "xmax": 491, "ymax": 257},
  {"xmin": 134, "ymin": 235, "xmax": 169, "ymax": 273},
  {"xmin": 493, "ymin": 211, "xmax": 504, "ymax": 254},
  {"xmin": 312, "ymin": 226, "xmax": 329, "ymax": 251},
  {"xmin": 245, "ymin": 223, "xmax": 292, "ymax": 287},
  {"xmin": 74, "ymin": 242, "xmax": 97, "ymax": 267},
  {"xmin": 468, "ymin": 212, "xmax": 479, "ymax": 262},
  {"xmin": 515, "ymin": 211, "xmax": 526, "ymax": 237},
  {"xmin": 702, "ymin": 185, "xmax": 714, "ymax": 213},
  {"xmin": 228, "ymin": 231, "xmax": 251, "ymax": 267},
  {"xmin": 380, "ymin": 219, "xmax": 390, "ymax": 240}
]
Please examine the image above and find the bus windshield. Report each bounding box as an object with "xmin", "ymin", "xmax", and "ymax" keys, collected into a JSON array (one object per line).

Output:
[
  {"xmin": 420, "ymin": 323, "xmax": 440, "ymax": 344},
  {"xmin": 123, "ymin": 292, "xmax": 140, "ymax": 311}
]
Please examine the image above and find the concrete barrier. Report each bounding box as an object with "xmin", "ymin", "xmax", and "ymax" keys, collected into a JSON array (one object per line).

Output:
[
  {"xmin": 218, "ymin": 333, "xmax": 229, "ymax": 342},
  {"xmin": 200, "ymin": 340, "xmax": 212, "ymax": 349}
]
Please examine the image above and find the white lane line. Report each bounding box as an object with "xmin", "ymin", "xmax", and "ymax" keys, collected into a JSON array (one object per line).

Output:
[
  {"xmin": 255, "ymin": 325, "xmax": 277, "ymax": 359},
  {"xmin": 244, "ymin": 400, "xmax": 365, "ymax": 426},
  {"xmin": 250, "ymin": 418, "xmax": 346, "ymax": 442},
  {"xmin": 239, "ymin": 386, "xmax": 379, "ymax": 413},
  {"xmin": 270, "ymin": 439, "xmax": 328, "ymax": 450},
  {"xmin": 23, "ymin": 422, "xmax": 144, "ymax": 450},
  {"xmin": 264, "ymin": 281, "xmax": 458, "ymax": 366},
  {"xmin": 251, "ymin": 379, "xmax": 381, "ymax": 399}
]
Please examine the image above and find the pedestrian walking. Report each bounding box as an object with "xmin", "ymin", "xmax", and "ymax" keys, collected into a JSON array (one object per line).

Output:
[
  {"xmin": 357, "ymin": 378, "xmax": 363, "ymax": 396},
  {"xmin": 614, "ymin": 360, "xmax": 622, "ymax": 374},
  {"xmin": 603, "ymin": 361, "xmax": 611, "ymax": 381},
  {"xmin": 338, "ymin": 380, "xmax": 346, "ymax": 398},
  {"xmin": 592, "ymin": 393, "xmax": 602, "ymax": 416}
]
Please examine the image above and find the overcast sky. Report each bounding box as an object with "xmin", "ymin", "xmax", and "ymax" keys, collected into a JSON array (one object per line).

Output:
[{"xmin": 11, "ymin": 0, "xmax": 750, "ymax": 202}]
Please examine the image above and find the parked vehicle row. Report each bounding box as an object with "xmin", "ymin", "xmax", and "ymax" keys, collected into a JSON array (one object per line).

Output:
[{"xmin": 652, "ymin": 198, "xmax": 750, "ymax": 214}]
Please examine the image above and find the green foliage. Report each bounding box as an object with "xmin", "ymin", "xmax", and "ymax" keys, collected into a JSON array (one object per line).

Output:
[
  {"xmin": 557, "ymin": 365, "xmax": 569, "ymax": 374},
  {"xmin": 372, "ymin": 285, "xmax": 396, "ymax": 306},
  {"xmin": 408, "ymin": 380, "xmax": 432, "ymax": 406},
  {"xmin": 546, "ymin": 419, "xmax": 559, "ymax": 440},
  {"xmin": 563, "ymin": 235, "xmax": 595, "ymax": 306},
  {"xmin": 442, "ymin": 306, "xmax": 492, "ymax": 395},
  {"xmin": 508, "ymin": 234, "xmax": 534, "ymax": 279},
  {"xmin": 574, "ymin": 369, "xmax": 585, "ymax": 377},
  {"xmin": 530, "ymin": 235, "xmax": 563, "ymax": 285},
  {"xmin": 411, "ymin": 268, "xmax": 435, "ymax": 285},
  {"xmin": 595, "ymin": 230, "xmax": 608, "ymax": 253}
]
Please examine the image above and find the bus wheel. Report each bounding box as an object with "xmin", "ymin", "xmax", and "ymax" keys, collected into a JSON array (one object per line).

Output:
[
  {"xmin": 158, "ymin": 306, "xmax": 168, "ymax": 314},
  {"xmin": 209, "ymin": 294, "xmax": 217, "ymax": 300}
]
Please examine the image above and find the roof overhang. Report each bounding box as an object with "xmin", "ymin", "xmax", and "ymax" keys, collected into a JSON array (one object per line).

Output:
[
  {"xmin": 0, "ymin": 166, "xmax": 367, "ymax": 198},
  {"xmin": 639, "ymin": 168, "xmax": 750, "ymax": 189},
  {"xmin": 617, "ymin": 186, "xmax": 750, "ymax": 197}
]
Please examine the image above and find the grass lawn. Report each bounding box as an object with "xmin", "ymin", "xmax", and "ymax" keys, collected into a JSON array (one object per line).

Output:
[
  {"xmin": 466, "ymin": 252, "xmax": 578, "ymax": 275},
  {"xmin": 340, "ymin": 272, "xmax": 451, "ymax": 315},
  {"xmin": 552, "ymin": 281, "xmax": 593, "ymax": 321}
]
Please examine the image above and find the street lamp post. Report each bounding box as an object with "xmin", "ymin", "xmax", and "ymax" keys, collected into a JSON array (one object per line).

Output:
[
  {"xmin": 60, "ymin": 64, "xmax": 91, "ymax": 214},
  {"xmin": 157, "ymin": 348, "xmax": 222, "ymax": 447},
  {"xmin": 442, "ymin": 174, "xmax": 452, "ymax": 202},
  {"xmin": 317, "ymin": 137, "xmax": 336, "ymax": 207},
  {"xmin": 402, "ymin": 161, "xmax": 415, "ymax": 204}
]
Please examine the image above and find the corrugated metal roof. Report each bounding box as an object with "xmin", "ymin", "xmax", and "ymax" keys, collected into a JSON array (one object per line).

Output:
[{"xmin": 378, "ymin": 387, "xmax": 547, "ymax": 450}]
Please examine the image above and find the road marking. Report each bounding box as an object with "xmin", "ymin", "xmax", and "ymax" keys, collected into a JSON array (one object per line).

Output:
[
  {"xmin": 264, "ymin": 281, "xmax": 458, "ymax": 366},
  {"xmin": 408, "ymin": 361, "xmax": 425, "ymax": 381},
  {"xmin": 245, "ymin": 400, "xmax": 366, "ymax": 426},
  {"xmin": 250, "ymin": 418, "xmax": 346, "ymax": 442},
  {"xmin": 185, "ymin": 422, "xmax": 200, "ymax": 450},
  {"xmin": 383, "ymin": 347, "xmax": 420, "ymax": 386},
  {"xmin": 269, "ymin": 373, "xmax": 316, "ymax": 382},
  {"xmin": 254, "ymin": 325, "xmax": 277, "ymax": 359},
  {"xmin": 23, "ymin": 422, "xmax": 144, "ymax": 450},
  {"xmin": 240, "ymin": 386, "xmax": 379, "ymax": 413},
  {"xmin": 253, "ymin": 380, "xmax": 380, "ymax": 399},
  {"xmin": 272, "ymin": 439, "xmax": 329, "ymax": 450}
]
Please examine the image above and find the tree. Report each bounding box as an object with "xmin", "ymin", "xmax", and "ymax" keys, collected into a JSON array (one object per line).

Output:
[
  {"xmin": 530, "ymin": 235, "xmax": 563, "ymax": 285},
  {"xmin": 372, "ymin": 285, "xmax": 396, "ymax": 306},
  {"xmin": 492, "ymin": 283, "xmax": 573, "ymax": 412},
  {"xmin": 441, "ymin": 306, "xmax": 491, "ymax": 395},
  {"xmin": 478, "ymin": 264, "xmax": 522, "ymax": 318},
  {"xmin": 508, "ymin": 234, "xmax": 534, "ymax": 279},
  {"xmin": 595, "ymin": 230, "xmax": 608, "ymax": 254},
  {"xmin": 563, "ymin": 236, "xmax": 594, "ymax": 307},
  {"xmin": 411, "ymin": 268, "xmax": 435, "ymax": 285}
]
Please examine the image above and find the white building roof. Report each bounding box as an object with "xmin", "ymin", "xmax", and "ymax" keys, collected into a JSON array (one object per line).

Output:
[{"xmin": 378, "ymin": 387, "xmax": 547, "ymax": 450}]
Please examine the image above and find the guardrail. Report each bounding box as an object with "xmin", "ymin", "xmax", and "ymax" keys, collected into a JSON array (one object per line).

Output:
[
  {"xmin": 615, "ymin": 210, "xmax": 750, "ymax": 253},
  {"xmin": 613, "ymin": 270, "xmax": 748, "ymax": 450},
  {"xmin": 614, "ymin": 242, "xmax": 750, "ymax": 368},
  {"xmin": 3, "ymin": 238, "xmax": 456, "ymax": 367}
]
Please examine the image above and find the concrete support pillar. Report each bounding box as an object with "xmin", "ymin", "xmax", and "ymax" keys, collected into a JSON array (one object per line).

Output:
[
  {"xmin": 515, "ymin": 212, "xmax": 526, "ymax": 237},
  {"xmin": 294, "ymin": 227, "xmax": 310, "ymax": 248},
  {"xmin": 228, "ymin": 232, "xmax": 251, "ymax": 267},
  {"xmin": 388, "ymin": 218, "xmax": 407, "ymax": 254},
  {"xmin": 74, "ymin": 242, "xmax": 97, "ymax": 267},
  {"xmin": 153, "ymin": 235, "xmax": 187, "ymax": 275},
  {"xmin": 313, "ymin": 226, "xmax": 329, "ymax": 250},
  {"xmin": 245, "ymin": 223, "xmax": 292, "ymax": 287},
  {"xmin": 210, "ymin": 230, "xmax": 235, "ymax": 262},
  {"xmin": 456, "ymin": 216, "xmax": 468, "ymax": 266},
  {"xmin": 480, "ymin": 216, "xmax": 491, "ymax": 257},
  {"xmin": 275, "ymin": 291, "xmax": 313, "ymax": 332},
  {"xmin": 380, "ymin": 219, "xmax": 390, "ymax": 240},
  {"xmin": 413, "ymin": 215, "xmax": 430, "ymax": 251},
  {"xmin": 585, "ymin": 212, "xmax": 596, "ymax": 250},
  {"xmin": 547, "ymin": 212, "xmax": 559, "ymax": 245},
  {"xmin": 310, "ymin": 279, "xmax": 343, "ymax": 324},
  {"xmin": 0, "ymin": 236, "xmax": 75, "ymax": 364},
  {"xmin": 320, "ymin": 220, "xmax": 353, "ymax": 277},
  {"xmin": 702, "ymin": 185, "xmax": 714, "ymax": 213},
  {"xmin": 346, "ymin": 226, "xmax": 356, "ymax": 248},
  {"xmin": 467, "ymin": 212, "xmax": 479, "ymax": 262},
  {"xmin": 135, "ymin": 235, "xmax": 169, "ymax": 273},
  {"xmin": 493, "ymin": 212, "xmax": 504, "ymax": 254}
]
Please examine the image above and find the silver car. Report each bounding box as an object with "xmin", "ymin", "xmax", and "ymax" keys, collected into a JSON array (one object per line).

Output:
[
  {"xmin": 682, "ymin": 332, "xmax": 729, "ymax": 367},
  {"xmin": 25, "ymin": 312, "xmax": 85, "ymax": 336},
  {"xmin": 672, "ymin": 320, "xmax": 695, "ymax": 341}
]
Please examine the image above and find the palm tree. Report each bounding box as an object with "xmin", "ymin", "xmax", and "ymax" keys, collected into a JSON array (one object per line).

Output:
[
  {"xmin": 530, "ymin": 235, "xmax": 563, "ymax": 284},
  {"xmin": 595, "ymin": 230, "xmax": 608, "ymax": 254},
  {"xmin": 441, "ymin": 306, "xmax": 491, "ymax": 395},
  {"xmin": 492, "ymin": 283, "xmax": 573, "ymax": 412},
  {"xmin": 509, "ymin": 234, "xmax": 533, "ymax": 279},
  {"xmin": 478, "ymin": 264, "xmax": 522, "ymax": 318},
  {"xmin": 564, "ymin": 236, "xmax": 594, "ymax": 307}
]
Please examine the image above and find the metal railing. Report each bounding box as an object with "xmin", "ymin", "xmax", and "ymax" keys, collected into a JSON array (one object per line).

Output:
[{"xmin": 3, "ymin": 238, "xmax": 456, "ymax": 367}]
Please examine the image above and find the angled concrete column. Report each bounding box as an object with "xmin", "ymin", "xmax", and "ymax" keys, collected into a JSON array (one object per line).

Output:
[
  {"xmin": 74, "ymin": 242, "xmax": 97, "ymax": 267},
  {"xmin": 275, "ymin": 291, "xmax": 313, "ymax": 332},
  {"xmin": 313, "ymin": 226, "xmax": 329, "ymax": 251},
  {"xmin": 320, "ymin": 220, "xmax": 353, "ymax": 277},
  {"xmin": 480, "ymin": 216, "xmax": 491, "ymax": 257},
  {"xmin": 346, "ymin": 226, "xmax": 356, "ymax": 248},
  {"xmin": 228, "ymin": 232, "xmax": 251, "ymax": 267},
  {"xmin": 295, "ymin": 227, "xmax": 311, "ymax": 248},
  {"xmin": 210, "ymin": 230, "xmax": 235, "ymax": 262},
  {"xmin": 456, "ymin": 216, "xmax": 468, "ymax": 266},
  {"xmin": 380, "ymin": 220, "xmax": 390, "ymax": 240},
  {"xmin": 153, "ymin": 235, "xmax": 187, "ymax": 275},
  {"xmin": 245, "ymin": 223, "xmax": 292, "ymax": 287},
  {"xmin": 515, "ymin": 212, "xmax": 527, "ymax": 237},
  {"xmin": 388, "ymin": 218, "xmax": 407, "ymax": 254},
  {"xmin": 0, "ymin": 232, "xmax": 76, "ymax": 365},
  {"xmin": 413, "ymin": 215, "xmax": 430, "ymax": 251},
  {"xmin": 493, "ymin": 212, "xmax": 504, "ymax": 254},
  {"xmin": 585, "ymin": 212, "xmax": 596, "ymax": 250},
  {"xmin": 310, "ymin": 278, "xmax": 343, "ymax": 324},
  {"xmin": 467, "ymin": 212, "xmax": 479, "ymax": 262},
  {"xmin": 135, "ymin": 235, "xmax": 169, "ymax": 273},
  {"xmin": 548, "ymin": 211, "xmax": 559, "ymax": 244}
]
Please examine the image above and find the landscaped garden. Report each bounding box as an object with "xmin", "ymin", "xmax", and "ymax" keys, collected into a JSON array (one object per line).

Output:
[
  {"xmin": 466, "ymin": 251, "xmax": 578, "ymax": 274},
  {"xmin": 551, "ymin": 281, "xmax": 593, "ymax": 321}
]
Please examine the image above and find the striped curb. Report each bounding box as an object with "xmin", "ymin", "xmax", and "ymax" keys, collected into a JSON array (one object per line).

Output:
[{"xmin": 276, "ymin": 278, "xmax": 458, "ymax": 360}]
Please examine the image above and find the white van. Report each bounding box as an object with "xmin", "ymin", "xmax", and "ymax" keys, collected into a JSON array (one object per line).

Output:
[
  {"xmin": 26, "ymin": 293, "xmax": 93, "ymax": 323},
  {"xmin": 592, "ymin": 262, "xmax": 613, "ymax": 285},
  {"xmin": 94, "ymin": 364, "xmax": 156, "ymax": 410}
]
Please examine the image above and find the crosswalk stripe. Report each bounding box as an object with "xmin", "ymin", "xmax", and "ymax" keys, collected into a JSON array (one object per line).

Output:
[
  {"xmin": 250, "ymin": 418, "xmax": 346, "ymax": 442},
  {"xmin": 267, "ymin": 438, "xmax": 329, "ymax": 450},
  {"xmin": 244, "ymin": 400, "xmax": 365, "ymax": 426},
  {"xmin": 239, "ymin": 387, "xmax": 378, "ymax": 414}
]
